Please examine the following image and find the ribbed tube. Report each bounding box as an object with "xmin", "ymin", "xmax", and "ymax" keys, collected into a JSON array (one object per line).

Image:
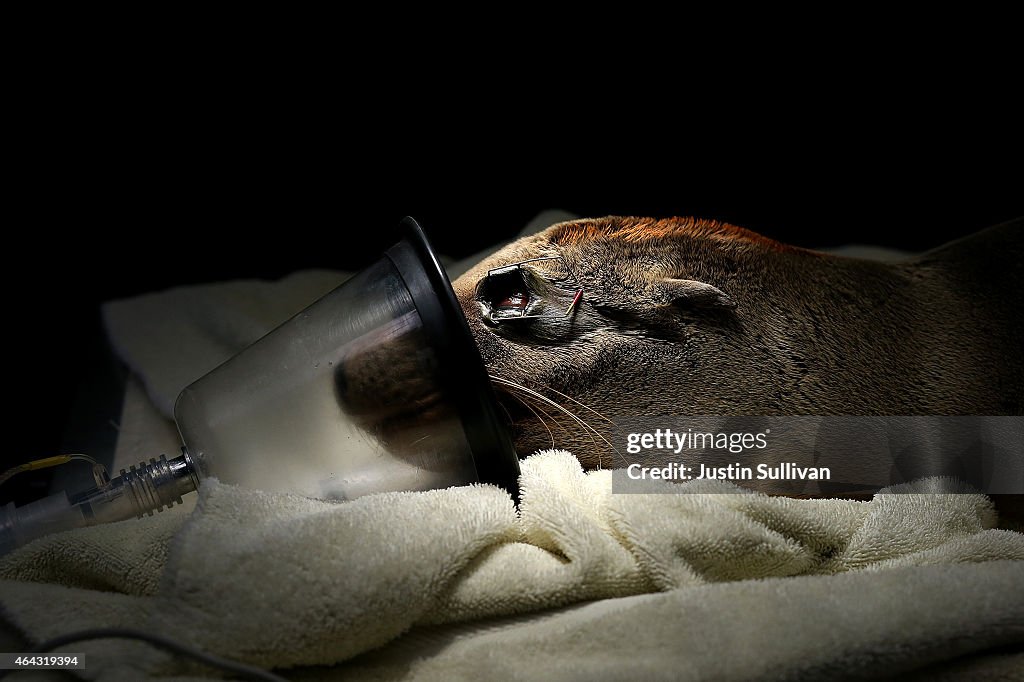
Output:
[{"xmin": 75, "ymin": 451, "xmax": 200, "ymax": 525}]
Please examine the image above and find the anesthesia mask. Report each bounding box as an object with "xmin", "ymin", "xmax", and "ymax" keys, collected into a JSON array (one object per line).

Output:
[{"xmin": 1, "ymin": 217, "xmax": 520, "ymax": 553}]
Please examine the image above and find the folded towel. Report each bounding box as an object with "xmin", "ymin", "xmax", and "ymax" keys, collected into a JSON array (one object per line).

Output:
[
  {"xmin": 341, "ymin": 561, "xmax": 1024, "ymax": 682},
  {"xmin": 1, "ymin": 451, "xmax": 1021, "ymax": 680}
]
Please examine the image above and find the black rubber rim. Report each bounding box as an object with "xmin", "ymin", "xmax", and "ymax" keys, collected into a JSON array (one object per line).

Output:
[{"xmin": 384, "ymin": 217, "xmax": 521, "ymax": 500}]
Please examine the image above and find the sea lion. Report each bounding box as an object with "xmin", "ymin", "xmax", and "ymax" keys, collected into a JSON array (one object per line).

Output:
[{"xmin": 452, "ymin": 216, "xmax": 1023, "ymax": 472}]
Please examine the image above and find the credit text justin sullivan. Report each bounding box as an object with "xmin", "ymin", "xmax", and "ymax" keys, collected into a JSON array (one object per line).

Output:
[{"xmin": 626, "ymin": 462, "xmax": 831, "ymax": 481}]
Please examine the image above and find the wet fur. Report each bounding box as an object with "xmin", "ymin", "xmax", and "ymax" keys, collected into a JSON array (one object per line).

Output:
[{"xmin": 453, "ymin": 216, "xmax": 1024, "ymax": 470}]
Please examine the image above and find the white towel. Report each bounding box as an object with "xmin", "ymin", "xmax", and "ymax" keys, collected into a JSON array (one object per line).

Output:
[
  {"xmin": 1, "ymin": 451, "xmax": 1021, "ymax": 680},
  {"xmin": 338, "ymin": 560, "xmax": 1024, "ymax": 682}
]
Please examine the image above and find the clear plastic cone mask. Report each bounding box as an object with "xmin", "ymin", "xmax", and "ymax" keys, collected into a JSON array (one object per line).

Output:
[{"xmin": 175, "ymin": 218, "xmax": 520, "ymax": 500}]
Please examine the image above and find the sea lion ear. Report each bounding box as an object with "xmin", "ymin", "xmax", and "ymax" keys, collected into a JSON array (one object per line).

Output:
[{"xmin": 656, "ymin": 278, "xmax": 735, "ymax": 309}]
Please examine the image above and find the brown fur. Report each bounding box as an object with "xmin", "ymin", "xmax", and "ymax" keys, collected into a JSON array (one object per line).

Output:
[{"xmin": 453, "ymin": 216, "xmax": 1023, "ymax": 470}]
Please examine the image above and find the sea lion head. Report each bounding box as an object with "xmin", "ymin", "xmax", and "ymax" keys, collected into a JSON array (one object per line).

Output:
[{"xmin": 452, "ymin": 216, "xmax": 813, "ymax": 469}]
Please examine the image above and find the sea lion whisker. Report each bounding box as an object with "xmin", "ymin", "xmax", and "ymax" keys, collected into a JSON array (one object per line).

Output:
[
  {"xmin": 489, "ymin": 371, "xmax": 614, "ymax": 425},
  {"xmin": 490, "ymin": 373, "xmax": 622, "ymax": 466},
  {"xmin": 495, "ymin": 381, "xmax": 602, "ymax": 460},
  {"xmin": 490, "ymin": 378, "xmax": 591, "ymax": 429},
  {"xmin": 489, "ymin": 376, "xmax": 627, "ymax": 466},
  {"xmin": 495, "ymin": 385, "xmax": 557, "ymax": 450},
  {"xmin": 532, "ymin": 384, "xmax": 614, "ymax": 425}
]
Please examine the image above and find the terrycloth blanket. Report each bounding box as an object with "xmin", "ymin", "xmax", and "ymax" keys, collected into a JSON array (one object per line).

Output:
[
  {"xmin": 1, "ymin": 211, "xmax": 1021, "ymax": 680},
  {"xmin": 2, "ymin": 451, "xmax": 1022, "ymax": 681}
]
